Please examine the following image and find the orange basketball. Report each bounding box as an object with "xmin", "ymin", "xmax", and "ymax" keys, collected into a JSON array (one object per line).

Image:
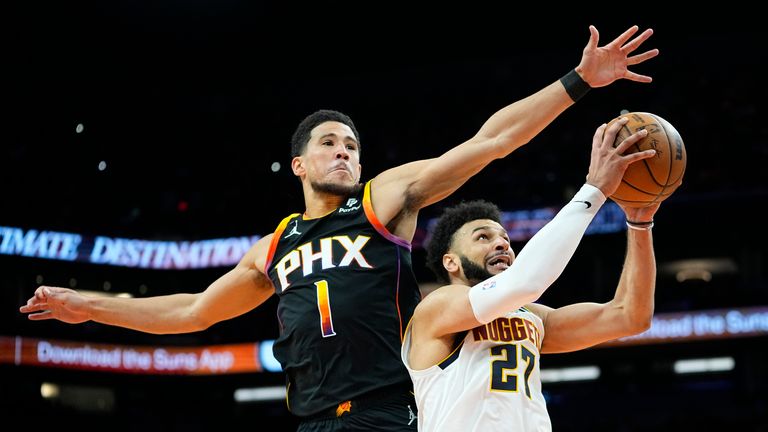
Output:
[{"xmin": 607, "ymin": 112, "xmax": 687, "ymax": 208}]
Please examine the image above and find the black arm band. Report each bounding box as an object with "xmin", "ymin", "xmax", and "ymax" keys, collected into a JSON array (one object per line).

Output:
[
  {"xmin": 626, "ymin": 219, "xmax": 654, "ymax": 226},
  {"xmin": 560, "ymin": 69, "xmax": 591, "ymax": 102}
]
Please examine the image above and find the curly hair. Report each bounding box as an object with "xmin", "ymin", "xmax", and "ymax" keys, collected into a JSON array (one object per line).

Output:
[
  {"xmin": 290, "ymin": 109, "xmax": 361, "ymax": 158},
  {"xmin": 425, "ymin": 200, "xmax": 502, "ymax": 283}
]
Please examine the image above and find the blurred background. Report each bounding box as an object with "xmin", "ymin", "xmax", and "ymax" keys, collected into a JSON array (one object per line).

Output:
[{"xmin": 2, "ymin": 2, "xmax": 767, "ymax": 431}]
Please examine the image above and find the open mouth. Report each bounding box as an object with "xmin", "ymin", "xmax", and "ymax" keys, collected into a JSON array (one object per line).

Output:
[{"xmin": 487, "ymin": 254, "xmax": 511, "ymax": 271}]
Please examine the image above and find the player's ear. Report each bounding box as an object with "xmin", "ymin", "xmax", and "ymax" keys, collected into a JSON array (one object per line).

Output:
[
  {"xmin": 292, "ymin": 156, "xmax": 304, "ymax": 176},
  {"xmin": 443, "ymin": 253, "xmax": 459, "ymax": 273}
]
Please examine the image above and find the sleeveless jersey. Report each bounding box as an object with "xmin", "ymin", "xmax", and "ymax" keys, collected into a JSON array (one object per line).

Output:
[
  {"xmin": 402, "ymin": 306, "xmax": 550, "ymax": 431},
  {"xmin": 265, "ymin": 181, "xmax": 421, "ymax": 417}
]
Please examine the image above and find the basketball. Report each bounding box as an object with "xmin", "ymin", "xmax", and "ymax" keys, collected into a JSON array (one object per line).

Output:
[{"xmin": 606, "ymin": 112, "xmax": 687, "ymax": 207}]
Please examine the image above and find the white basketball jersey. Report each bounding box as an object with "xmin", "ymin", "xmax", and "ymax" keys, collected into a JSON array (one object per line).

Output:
[{"xmin": 402, "ymin": 307, "xmax": 550, "ymax": 432}]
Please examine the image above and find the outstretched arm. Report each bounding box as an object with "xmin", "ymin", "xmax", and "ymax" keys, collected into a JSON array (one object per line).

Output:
[
  {"xmin": 19, "ymin": 235, "xmax": 275, "ymax": 334},
  {"xmin": 406, "ymin": 121, "xmax": 655, "ymax": 369},
  {"xmin": 531, "ymin": 204, "xmax": 659, "ymax": 354},
  {"xmin": 371, "ymin": 25, "xmax": 659, "ymax": 239},
  {"xmin": 412, "ymin": 120, "xmax": 655, "ymax": 337}
]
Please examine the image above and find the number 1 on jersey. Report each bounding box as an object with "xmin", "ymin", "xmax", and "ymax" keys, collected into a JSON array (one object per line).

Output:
[{"xmin": 315, "ymin": 280, "xmax": 337, "ymax": 338}]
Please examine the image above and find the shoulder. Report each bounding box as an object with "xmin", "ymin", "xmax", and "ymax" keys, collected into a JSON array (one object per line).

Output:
[
  {"xmin": 241, "ymin": 234, "xmax": 274, "ymax": 273},
  {"xmin": 414, "ymin": 284, "xmax": 470, "ymax": 317},
  {"xmin": 370, "ymin": 160, "xmax": 433, "ymax": 210},
  {"xmin": 256, "ymin": 233, "xmax": 274, "ymax": 248}
]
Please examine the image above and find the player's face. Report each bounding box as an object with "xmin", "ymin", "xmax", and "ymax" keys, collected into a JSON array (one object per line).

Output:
[
  {"xmin": 294, "ymin": 121, "xmax": 361, "ymax": 196},
  {"xmin": 453, "ymin": 219, "xmax": 515, "ymax": 284}
]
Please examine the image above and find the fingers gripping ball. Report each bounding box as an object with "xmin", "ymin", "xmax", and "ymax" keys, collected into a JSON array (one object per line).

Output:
[{"xmin": 607, "ymin": 112, "xmax": 687, "ymax": 207}]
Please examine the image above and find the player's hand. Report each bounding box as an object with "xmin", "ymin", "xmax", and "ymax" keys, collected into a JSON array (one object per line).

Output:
[
  {"xmin": 19, "ymin": 286, "xmax": 91, "ymax": 323},
  {"xmin": 586, "ymin": 118, "xmax": 656, "ymax": 197},
  {"xmin": 576, "ymin": 25, "xmax": 659, "ymax": 88}
]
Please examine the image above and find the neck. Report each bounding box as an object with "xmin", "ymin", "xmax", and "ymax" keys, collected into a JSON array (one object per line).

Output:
[
  {"xmin": 302, "ymin": 184, "xmax": 346, "ymax": 218},
  {"xmin": 448, "ymin": 274, "xmax": 471, "ymax": 287}
]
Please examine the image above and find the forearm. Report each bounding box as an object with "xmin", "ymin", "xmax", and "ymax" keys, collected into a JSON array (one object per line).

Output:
[
  {"xmin": 476, "ymin": 79, "xmax": 574, "ymax": 158},
  {"xmin": 469, "ymin": 184, "xmax": 605, "ymax": 323},
  {"xmin": 614, "ymin": 229, "xmax": 656, "ymax": 332},
  {"xmin": 394, "ymin": 78, "xmax": 578, "ymax": 212},
  {"xmin": 376, "ymin": 75, "xmax": 578, "ymax": 214},
  {"xmin": 540, "ymin": 228, "xmax": 656, "ymax": 353},
  {"xmin": 88, "ymin": 293, "xmax": 206, "ymax": 334}
]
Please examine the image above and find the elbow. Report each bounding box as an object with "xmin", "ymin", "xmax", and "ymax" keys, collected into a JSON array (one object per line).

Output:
[
  {"xmin": 185, "ymin": 310, "xmax": 215, "ymax": 332},
  {"xmin": 610, "ymin": 298, "xmax": 653, "ymax": 337},
  {"xmin": 474, "ymin": 133, "xmax": 525, "ymax": 160},
  {"xmin": 194, "ymin": 316, "xmax": 215, "ymax": 332},
  {"xmin": 492, "ymin": 133, "xmax": 529, "ymax": 159},
  {"xmin": 626, "ymin": 313, "xmax": 653, "ymax": 335},
  {"xmin": 632, "ymin": 319, "xmax": 652, "ymax": 336}
]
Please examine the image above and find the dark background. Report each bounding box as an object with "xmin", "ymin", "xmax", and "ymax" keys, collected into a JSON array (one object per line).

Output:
[{"xmin": 2, "ymin": 2, "xmax": 767, "ymax": 431}]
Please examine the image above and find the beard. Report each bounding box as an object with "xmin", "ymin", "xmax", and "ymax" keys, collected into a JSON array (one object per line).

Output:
[
  {"xmin": 310, "ymin": 180, "xmax": 363, "ymax": 197},
  {"xmin": 460, "ymin": 255, "xmax": 494, "ymax": 286}
]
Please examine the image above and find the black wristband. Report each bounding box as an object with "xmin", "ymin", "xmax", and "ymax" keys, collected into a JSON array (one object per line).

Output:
[
  {"xmin": 626, "ymin": 219, "xmax": 654, "ymax": 226},
  {"xmin": 560, "ymin": 69, "xmax": 591, "ymax": 102},
  {"xmin": 626, "ymin": 221, "xmax": 654, "ymax": 231}
]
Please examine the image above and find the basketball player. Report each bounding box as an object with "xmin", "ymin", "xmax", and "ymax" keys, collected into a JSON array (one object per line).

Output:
[
  {"xmin": 21, "ymin": 25, "xmax": 658, "ymax": 431},
  {"xmin": 401, "ymin": 119, "xmax": 659, "ymax": 432}
]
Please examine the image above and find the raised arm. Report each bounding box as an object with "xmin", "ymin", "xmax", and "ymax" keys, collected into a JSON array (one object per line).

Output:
[
  {"xmin": 413, "ymin": 119, "xmax": 655, "ymax": 337},
  {"xmin": 371, "ymin": 25, "xmax": 659, "ymax": 238},
  {"xmin": 531, "ymin": 203, "xmax": 659, "ymax": 354},
  {"xmin": 19, "ymin": 235, "xmax": 276, "ymax": 334}
]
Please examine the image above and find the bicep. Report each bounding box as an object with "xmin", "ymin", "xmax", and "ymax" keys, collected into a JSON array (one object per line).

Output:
[
  {"xmin": 413, "ymin": 284, "xmax": 482, "ymax": 339},
  {"xmin": 408, "ymin": 136, "xmax": 501, "ymax": 208},
  {"xmin": 192, "ymin": 237, "xmax": 275, "ymax": 327},
  {"xmin": 371, "ymin": 136, "xmax": 497, "ymax": 221},
  {"xmin": 539, "ymin": 302, "xmax": 629, "ymax": 354},
  {"xmin": 369, "ymin": 159, "xmax": 433, "ymax": 226}
]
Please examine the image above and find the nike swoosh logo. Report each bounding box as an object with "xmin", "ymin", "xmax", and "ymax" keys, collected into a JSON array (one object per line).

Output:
[{"xmin": 574, "ymin": 200, "xmax": 592, "ymax": 209}]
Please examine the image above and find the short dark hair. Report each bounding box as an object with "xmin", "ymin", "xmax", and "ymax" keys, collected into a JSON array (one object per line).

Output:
[
  {"xmin": 425, "ymin": 200, "xmax": 502, "ymax": 283},
  {"xmin": 290, "ymin": 109, "xmax": 361, "ymax": 157}
]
